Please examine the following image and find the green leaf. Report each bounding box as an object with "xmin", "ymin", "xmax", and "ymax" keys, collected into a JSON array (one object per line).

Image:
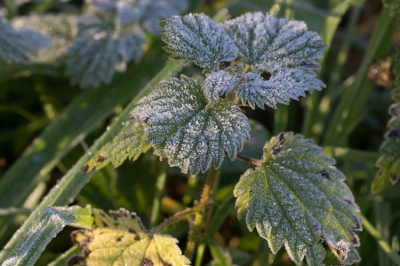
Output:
[
  {"xmin": 0, "ymin": 60, "xmax": 182, "ymax": 262},
  {"xmin": 224, "ymin": 12, "xmax": 325, "ymax": 109},
  {"xmin": 373, "ymin": 87, "xmax": 400, "ymax": 192},
  {"xmin": 130, "ymin": 74, "xmax": 250, "ymax": 175},
  {"xmin": 66, "ymin": 14, "xmax": 146, "ymax": 88},
  {"xmin": 383, "ymin": 0, "xmax": 400, "ymax": 14},
  {"xmin": 2, "ymin": 206, "xmax": 92, "ymax": 266},
  {"xmin": 84, "ymin": 120, "xmax": 151, "ymax": 173},
  {"xmin": 12, "ymin": 14, "xmax": 77, "ymax": 63},
  {"xmin": 203, "ymin": 70, "xmax": 240, "ymax": 107},
  {"xmin": 69, "ymin": 208, "xmax": 190, "ymax": 266},
  {"xmin": 0, "ymin": 14, "xmax": 51, "ymax": 64},
  {"xmin": 234, "ymin": 132, "xmax": 362, "ymax": 266},
  {"xmin": 159, "ymin": 13, "xmax": 239, "ymax": 72}
]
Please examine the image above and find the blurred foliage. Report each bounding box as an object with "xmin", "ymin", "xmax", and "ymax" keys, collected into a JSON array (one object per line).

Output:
[{"xmin": 0, "ymin": 0, "xmax": 400, "ymax": 265}]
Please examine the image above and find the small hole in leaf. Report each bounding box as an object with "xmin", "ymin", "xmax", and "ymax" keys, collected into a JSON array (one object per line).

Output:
[{"xmin": 261, "ymin": 72, "xmax": 271, "ymax": 80}]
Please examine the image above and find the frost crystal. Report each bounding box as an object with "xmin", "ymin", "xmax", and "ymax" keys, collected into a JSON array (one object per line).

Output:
[
  {"xmin": 160, "ymin": 13, "xmax": 239, "ymax": 72},
  {"xmin": 1, "ymin": 206, "xmax": 92, "ymax": 266},
  {"xmin": 66, "ymin": 14, "xmax": 146, "ymax": 88},
  {"xmin": 224, "ymin": 12, "xmax": 326, "ymax": 109},
  {"xmin": 373, "ymin": 87, "xmax": 400, "ymax": 192},
  {"xmin": 203, "ymin": 70, "xmax": 240, "ymax": 106},
  {"xmin": 234, "ymin": 133, "xmax": 362, "ymax": 266},
  {"xmin": 84, "ymin": 120, "xmax": 151, "ymax": 172},
  {"xmin": 237, "ymin": 68, "xmax": 325, "ymax": 109},
  {"xmin": 130, "ymin": 75, "xmax": 250, "ymax": 175},
  {"xmin": 12, "ymin": 14, "xmax": 77, "ymax": 63},
  {"xmin": 0, "ymin": 15, "xmax": 51, "ymax": 64},
  {"xmin": 70, "ymin": 208, "xmax": 190, "ymax": 266}
]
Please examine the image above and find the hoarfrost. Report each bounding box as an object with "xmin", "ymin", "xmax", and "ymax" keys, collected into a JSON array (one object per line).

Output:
[
  {"xmin": 0, "ymin": 14, "xmax": 51, "ymax": 64},
  {"xmin": 130, "ymin": 75, "xmax": 250, "ymax": 175},
  {"xmin": 234, "ymin": 133, "xmax": 362, "ymax": 266},
  {"xmin": 1, "ymin": 206, "xmax": 90, "ymax": 266},
  {"xmin": 224, "ymin": 12, "xmax": 326, "ymax": 109},
  {"xmin": 203, "ymin": 70, "xmax": 240, "ymax": 107},
  {"xmin": 160, "ymin": 13, "xmax": 239, "ymax": 72}
]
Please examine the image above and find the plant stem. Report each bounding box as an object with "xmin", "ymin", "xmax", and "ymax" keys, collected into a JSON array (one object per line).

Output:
[
  {"xmin": 151, "ymin": 207, "xmax": 198, "ymax": 234},
  {"xmin": 185, "ymin": 166, "xmax": 218, "ymax": 259},
  {"xmin": 235, "ymin": 154, "xmax": 262, "ymax": 166},
  {"xmin": 150, "ymin": 160, "xmax": 168, "ymax": 228},
  {"xmin": 360, "ymin": 213, "xmax": 400, "ymax": 265}
]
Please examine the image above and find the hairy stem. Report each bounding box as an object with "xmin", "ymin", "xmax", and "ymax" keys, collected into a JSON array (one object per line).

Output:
[
  {"xmin": 150, "ymin": 208, "xmax": 198, "ymax": 234},
  {"xmin": 185, "ymin": 166, "xmax": 218, "ymax": 259},
  {"xmin": 360, "ymin": 213, "xmax": 400, "ymax": 265}
]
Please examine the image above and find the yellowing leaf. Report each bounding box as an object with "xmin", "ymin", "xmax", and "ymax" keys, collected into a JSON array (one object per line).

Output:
[
  {"xmin": 84, "ymin": 121, "xmax": 151, "ymax": 173},
  {"xmin": 70, "ymin": 208, "xmax": 190, "ymax": 266},
  {"xmin": 234, "ymin": 133, "xmax": 362, "ymax": 266}
]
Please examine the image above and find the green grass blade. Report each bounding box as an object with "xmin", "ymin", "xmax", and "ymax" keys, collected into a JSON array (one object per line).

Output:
[
  {"xmin": 0, "ymin": 43, "xmax": 166, "ymax": 243},
  {"xmin": 47, "ymin": 246, "xmax": 78, "ymax": 266},
  {"xmin": 310, "ymin": 1, "xmax": 364, "ymax": 141},
  {"xmin": 1, "ymin": 206, "xmax": 92, "ymax": 266},
  {"xmin": 323, "ymin": 6, "xmax": 399, "ymax": 145},
  {"xmin": 273, "ymin": 0, "xmax": 294, "ymax": 135},
  {"xmin": 374, "ymin": 201, "xmax": 392, "ymax": 266},
  {"xmin": 360, "ymin": 213, "xmax": 400, "ymax": 265},
  {"xmin": 323, "ymin": 146, "xmax": 380, "ymax": 164},
  {"xmin": 0, "ymin": 60, "xmax": 182, "ymax": 263},
  {"xmin": 302, "ymin": 0, "xmax": 361, "ymax": 138}
]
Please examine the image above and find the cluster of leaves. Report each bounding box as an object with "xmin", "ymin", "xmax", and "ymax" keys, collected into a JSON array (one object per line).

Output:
[
  {"xmin": 130, "ymin": 12, "xmax": 326, "ymax": 176},
  {"xmin": 65, "ymin": 0, "xmax": 187, "ymax": 88},
  {"xmin": 1, "ymin": 0, "xmax": 187, "ymax": 88},
  {"xmin": 69, "ymin": 208, "xmax": 190, "ymax": 266},
  {"xmin": 0, "ymin": 14, "xmax": 51, "ymax": 64}
]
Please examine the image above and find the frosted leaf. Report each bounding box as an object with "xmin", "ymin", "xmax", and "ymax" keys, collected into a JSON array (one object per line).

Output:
[
  {"xmin": 84, "ymin": 120, "xmax": 151, "ymax": 173},
  {"xmin": 234, "ymin": 132, "xmax": 362, "ymax": 266},
  {"xmin": 236, "ymin": 68, "xmax": 325, "ymax": 110},
  {"xmin": 159, "ymin": 13, "xmax": 239, "ymax": 72},
  {"xmin": 12, "ymin": 14, "xmax": 77, "ymax": 63},
  {"xmin": 116, "ymin": 1, "xmax": 143, "ymax": 28},
  {"xmin": 373, "ymin": 87, "xmax": 400, "ymax": 192},
  {"xmin": 69, "ymin": 208, "xmax": 190, "ymax": 266},
  {"xmin": 130, "ymin": 75, "xmax": 250, "ymax": 175},
  {"xmin": 224, "ymin": 12, "xmax": 326, "ymax": 71},
  {"xmin": 65, "ymin": 15, "xmax": 146, "ymax": 88},
  {"xmin": 0, "ymin": 15, "xmax": 52, "ymax": 64},
  {"xmin": 203, "ymin": 70, "xmax": 240, "ymax": 107},
  {"xmin": 1, "ymin": 206, "xmax": 92, "ymax": 266},
  {"xmin": 224, "ymin": 12, "xmax": 325, "ymax": 108}
]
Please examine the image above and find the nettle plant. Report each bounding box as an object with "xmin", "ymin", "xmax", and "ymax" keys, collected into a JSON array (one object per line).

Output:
[{"xmin": 1, "ymin": 11, "xmax": 364, "ymax": 266}]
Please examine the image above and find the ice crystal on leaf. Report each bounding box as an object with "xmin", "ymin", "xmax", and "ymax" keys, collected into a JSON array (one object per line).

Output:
[
  {"xmin": 203, "ymin": 70, "xmax": 240, "ymax": 107},
  {"xmin": 66, "ymin": 14, "xmax": 146, "ymax": 88},
  {"xmin": 69, "ymin": 208, "xmax": 190, "ymax": 266},
  {"xmin": 12, "ymin": 14, "xmax": 77, "ymax": 63},
  {"xmin": 84, "ymin": 120, "xmax": 151, "ymax": 173},
  {"xmin": 237, "ymin": 68, "xmax": 325, "ymax": 109},
  {"xmin": 373, "ymin": 87, "xmax": 400, "ymax": 192},
  {"xmin": 66, "ymin": 0, "xmax": 187, "ymax": 88},
  {"xmin": 224, "ymin": 12, "xmax": 326, "ymax": 109},
  {"xmin": 2, "ymin": 206, "xmax": 92, "ymax": 266},
  {"xmin": 159, "ymin": 13, "xmax": 239, "ymax": 72},
  {"xmin": 234, "ymin": 133, "xmax": 362, "ymax": 266},
  {"xmin": 0, "ymin": 15, "xmax": 51, "ymax": 64},
  {"xmin": 130, "ymin": 75, "xmax": 251, "ymax": 175}
]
